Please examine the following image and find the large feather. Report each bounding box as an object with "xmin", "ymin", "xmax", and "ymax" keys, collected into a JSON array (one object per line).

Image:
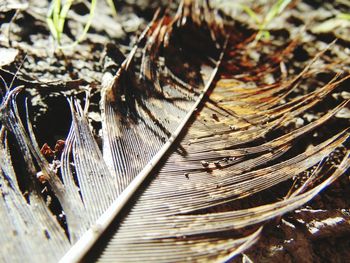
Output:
[{"xmin": 0, "ymin": 0, "xmax": 349, "ymax": 262}]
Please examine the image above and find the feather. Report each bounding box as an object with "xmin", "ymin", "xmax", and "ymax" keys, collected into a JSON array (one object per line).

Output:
[{"xmin": 0, "ymin": 0, "xmax": 349, "ymax": 262}]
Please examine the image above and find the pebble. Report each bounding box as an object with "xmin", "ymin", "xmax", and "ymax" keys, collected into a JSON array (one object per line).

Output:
[{"xmin": 201, "ymin": 161, "xmax": 209, "ymax": 167}]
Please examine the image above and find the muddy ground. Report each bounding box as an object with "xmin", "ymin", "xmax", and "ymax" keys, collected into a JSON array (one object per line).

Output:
[{"xmin": 0, "ymin": 0, "xmax": 350, "ymax": 262}]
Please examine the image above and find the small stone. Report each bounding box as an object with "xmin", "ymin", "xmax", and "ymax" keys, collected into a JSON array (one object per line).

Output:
[
  {"xmin": 341, "ymin": 91, "xmax": 350, "ymax": 99},
  {"xmin": 335, "ymin": 108, "xmax": 350, "ymax": 119},
  {"xmin": 36, "ymin": 171, "xmax": 48, "ymax": 184},
  {"xmin": 54, "ymin": 140, "xmax": 65, "ymax": 153},
  {"xmin": 295, "ymin": 117, "xmax": 304, "ymax": 128},
  {"xmin": 40, "ymin": 143, "xmax": 54, "ymax": 158},
  {"xmin": 229, "ymin": 125, "xmax": 236, "ymax": 131},
  {"xmin": 201, "ymin": 161, "xmax": 209, "ymax": 167},
  {"xmin": 0, "ymin": 47, "xmax": 18, "ymax": 67}
]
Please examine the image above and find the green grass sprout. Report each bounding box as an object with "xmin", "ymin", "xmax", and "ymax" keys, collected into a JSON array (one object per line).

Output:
[
  {"xmin": 337, "ymin": 13, "xmax": 350, "ymax": 20},
  {"xmin": 106, "ymin": 0, "xmax": 118, "ymax": 18},
  {"xmin": 254, "ymin": 0, "xmax": 292, "ymax": 41},
  {"xmin": 46, "ymin": 0, "xmax": 74, "ymax": 44},
  {"xmin": 216, "ymin": 0, "xmax": 292, "ymax": 42},
  {"xmin": 47, "ymin": 0, "xmax": 117, "ymax": 49}
]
